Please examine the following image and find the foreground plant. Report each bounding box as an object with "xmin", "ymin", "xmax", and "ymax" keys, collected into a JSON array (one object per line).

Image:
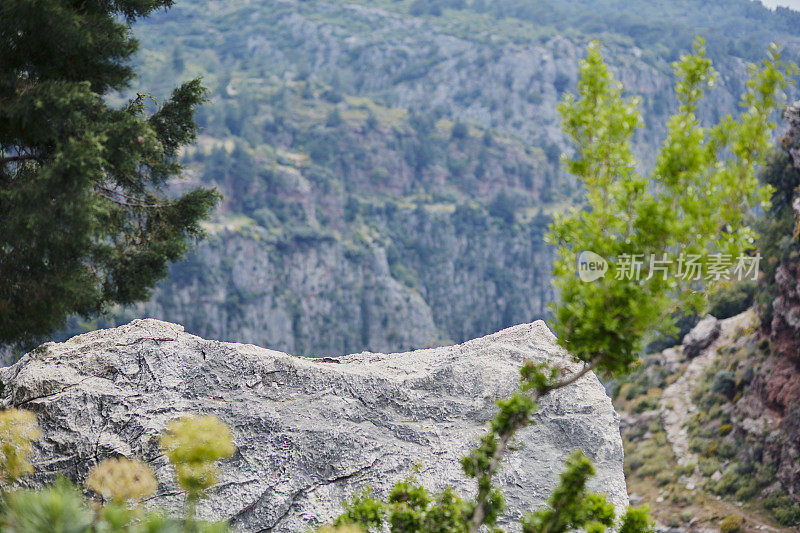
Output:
[
  {"xmin": 2, "ymin": 478, "xmax": 94, "ymax": 533},
  {"xmin": 85, "ymin": 457, "xmax": 158, "ymax": 504},
  {"xmin": 159, "ymin": 414, "xmax": 236, "ymax": 523},
  {"xmin": 0, "ymin": 408, "xmax": 233, "ymax": 532},
  {"xmin": 0, "ymin": 408, "xmax": 40, "ymax": 486},
  {"xmin": 327, "ymin": 39, "xmax": 793, "ymax": 533}
]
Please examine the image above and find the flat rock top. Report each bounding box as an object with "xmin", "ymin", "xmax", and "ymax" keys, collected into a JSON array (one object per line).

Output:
[{"xmin": 0, "ymin": 319, "xmax": 626, "ymax": 532}]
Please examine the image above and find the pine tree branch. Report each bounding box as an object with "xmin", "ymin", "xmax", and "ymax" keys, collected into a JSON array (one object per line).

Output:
[
  {"xmin": 94, "ymin": 184, "xmax": 168, "ymax": 209},
  {"xmin": 543, "ymin": 358, "xmax": 603, "ymax": 394}
]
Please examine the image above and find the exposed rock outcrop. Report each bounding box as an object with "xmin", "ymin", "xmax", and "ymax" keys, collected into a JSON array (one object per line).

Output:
[
  {"xmin": 0, "ymin": 319, "xmax": 627, "ymax": 531},
  {"xmin": 681, "ymin": 315, "xmax": 721, "ymax": 360},
  {"xmin": 662, "ymin": 312, "xmax": 755, "ymax": 472},
  {"xmin": 747, "ymin": 248, "xmax": 800, "ymax": 498},
  {"xmin": 740, "ymin": 101, "xmax": 800, "ymax": 499}
]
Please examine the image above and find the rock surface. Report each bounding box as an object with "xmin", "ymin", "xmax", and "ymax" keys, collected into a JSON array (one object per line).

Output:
[
  {"xmin": 746, "ymin": 101, "xmax": 800, "ymax": 498},
  {"xmin": 681, "ymin": 315, "xmax": 721, "ymax": 359},
  {"xmin": 0, "ymin": 319, "xmax": 627, "ymax": 532},
  {"xmin": 661, "ymin": 312, "xmax": 756, "ymax": 473}
]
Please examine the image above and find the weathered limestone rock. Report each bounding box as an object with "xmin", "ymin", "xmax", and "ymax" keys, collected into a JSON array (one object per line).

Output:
[
  {"xmin": 681, "ymin": 315, "xmax": 721, "ymax": 359},
  {"xmin": 0, "ymin": 319, "xmax": 627, "ymax": 531}
]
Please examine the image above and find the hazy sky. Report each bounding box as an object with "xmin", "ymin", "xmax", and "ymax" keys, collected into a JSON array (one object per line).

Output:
[{"xmin": 760, "ymin": 0, "xmax": 800, "ymax": 10}]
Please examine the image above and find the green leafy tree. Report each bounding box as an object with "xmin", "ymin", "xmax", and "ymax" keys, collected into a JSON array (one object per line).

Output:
[
  {"xmin": 327, "ymin": 39, "xmax": 792, "ymax": 533},
  {"xmin": 548, "ymin": 39, "xmax": 793, "ymax": 375},
  {"xmin": 0, "ymin": 0, "xmax": 220, "ymax": 348}
]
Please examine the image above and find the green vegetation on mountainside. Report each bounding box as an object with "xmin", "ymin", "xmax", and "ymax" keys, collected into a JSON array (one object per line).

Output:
[
  {"xmin": 54, "ymin": 83, "xmax": 557, "ymax": 357},
  {"xmin": 614, "ymin": 329, "xmax": 800, "ymax": 530},
  {"xmin": 389, "ymin": 0, "xmax": 800, "ymax": 62},
  {"xmin": 188, "ymin": 81, "xmax": 559, "ymax": 221},
  {"xmin": 47, "ymin": 0, "xmax": 800, "ymax": 357}
]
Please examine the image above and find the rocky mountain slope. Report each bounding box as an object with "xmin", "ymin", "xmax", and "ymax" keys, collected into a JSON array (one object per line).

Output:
[
  {"xmin": 0, "ymin": 319, "xmax": 627, "ymax": 531},
  {"xmin": 44, "ymin": 0, "xmax": 799, "ymax": 359},
  {"xmin": 615, "ymin": 310, "xmax": 800, "ymax": 531},
  {"xmin": 608, "ymin": 99, "xmax": 800, "ymax": 532},
  {"xmin": 107, "ymin": 88, "xmax": 555, "ymax": 355}
]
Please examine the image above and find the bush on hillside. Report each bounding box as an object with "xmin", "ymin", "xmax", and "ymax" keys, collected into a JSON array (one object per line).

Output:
[
  {"xmin": 719, "ymin": 514, "xmax": 744, "ymax": 533},
  {"xmin": 708, "ymin": 281, "xmax": 755, "ymax": 319}
]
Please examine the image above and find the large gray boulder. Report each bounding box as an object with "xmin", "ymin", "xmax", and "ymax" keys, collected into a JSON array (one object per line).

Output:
[{"xmin": 0, "ymin": 319, "xmax": 626, "ymax": 531}]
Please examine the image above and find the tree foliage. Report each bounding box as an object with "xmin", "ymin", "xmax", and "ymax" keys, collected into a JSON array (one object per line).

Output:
[
  {"xmin": 440, "ymin": 0, "xmax": 800, "ymax": 64},
  {"xmin": 0, "ymin": 0, "xmax": 220, "ymax": 347},
  {"xmin": 548, "ymin": 39, "xmax": 794, "ymax": 375}
]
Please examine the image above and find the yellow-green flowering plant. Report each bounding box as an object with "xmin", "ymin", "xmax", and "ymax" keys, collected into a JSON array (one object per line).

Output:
[
  {"xmin": 160, "ymin": 413, "xmax": 236, "ymax": 523},
  {"xmin": 85, "ymin": 457, "xmax": 158, "ymax": 504},
  {"xmin": 0, "ymin": 408, "xmax": 40, "ymax": 485}
]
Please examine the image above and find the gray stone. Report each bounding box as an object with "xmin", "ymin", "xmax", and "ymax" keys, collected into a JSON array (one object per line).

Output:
[
  {"xmin": 682, "ymin": 315, "xmax": 721, "ymax": 359},
  {"xmin": 0, "ymin": 319, "xmax": 627, "ymax": 532}
]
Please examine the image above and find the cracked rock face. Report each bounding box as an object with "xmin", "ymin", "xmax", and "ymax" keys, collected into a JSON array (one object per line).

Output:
[{"xmin": 0, "ymin": 319, "xmax": 626, "ymax": 532}]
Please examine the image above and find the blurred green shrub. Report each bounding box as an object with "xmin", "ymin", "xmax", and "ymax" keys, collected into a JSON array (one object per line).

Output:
[
  {"xmin": 708, "ymin": 281, "xmax": 755, "ymax": 319},
  {"xmin": 719, "ymin": 514, "xmax": 744, "ymax": 533},
  {"xmin": 85, "ymin": 457, "xmax": 157, "ymax": 504},
  {"xmin": 2, "ymin": 477, "xmax": 93, "ymax": 533},
  {"xmin": 0, "ymin": 408, "xmax": 40, "ymax": 485},
  {"xmin": 159, "ymin": 414, "xmax": 236, "ymax": 502},
  {"xmin": 0, "ymin": 409, "xmax": 234, "ymax": 532}
]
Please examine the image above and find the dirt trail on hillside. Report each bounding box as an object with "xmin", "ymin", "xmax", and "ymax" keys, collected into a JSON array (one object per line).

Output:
[
  {"xmin": 659, "ymin": 311, "xmax": 755, "ymax": 476},
  {"xmin": 658, "ymin": 310, "xmax": 793, "ymax": 532}
]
